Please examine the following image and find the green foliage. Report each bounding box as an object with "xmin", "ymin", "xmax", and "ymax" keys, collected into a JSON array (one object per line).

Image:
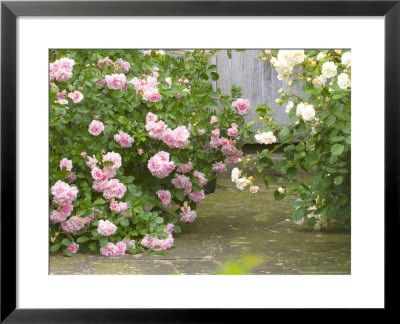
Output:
[{"xmin": 257, "ymin": 49, "xmax": 351, "ymax": 230}]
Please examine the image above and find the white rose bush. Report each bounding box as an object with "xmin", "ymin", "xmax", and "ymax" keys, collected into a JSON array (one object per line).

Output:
[
  {"xmin": 239, "ymin": 49, "xmax": 351, "ymax": 230},
  {"xmin": 49, "ymin": 49, "xmax": 253, "ymax": 256}
]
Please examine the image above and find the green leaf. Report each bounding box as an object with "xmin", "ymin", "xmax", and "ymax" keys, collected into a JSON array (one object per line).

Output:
[
  {"xmin": 61, "ymin": 238, "xmax": 71, "ymax": 246},
  {"xmin": 274, "ymin": 189, "xmax": 286, "ymax": 201},
  {"xmin": 89, "ymin": 242, "xmax": 97, "ymax": 251},
  {"xmin": 173, "ymin": 224, "xmax": 181, "ymax": 233},
  {"xmin": 325, "ymin": 115, "xmax": 336, "ymax": 127},
  {"xmin": 93, "ymin": 198, "xmax": 106, "ymax": 206},
  {"xmin": 307, "ymin": 217, "xmax": 317, "ymax": 229},
  {"xmin": 103, "ymin": 161, "xmax": 114, "ymax": 167},
  {"xmin": 99, "ymin": 237, "xmax": 108, "ymax": 247},
  {"xmin": 120, "ymin": 218, "xmax": 129, "ymax": 226},
  {"xmin": 210, "ymin": 72, "xmax": 219, "ymax": 81},
  {"xmin": 293, "ymin": 208, "xmax": 304, "ymax": 222},
  {"xmin": 334, "ymin": 176, "xmax": 343, "ymax": 185},
  {"xmin": 77, "ymin": 236, "xmax": 89, "ymax": 243},
  {"xmin": 331, "ymin": 144, "xmax": 344, "ymax": 156},
  {"xmin": 50, "ymin": 244, "xmax": 61, "ymax": 252},
  {"xmin": 156, "ymin": 217, "xmax": 164, "ymax": 224},
  {"xmin": 62, "ymin": 249, "xmax": 72, "ymax": 257},
  {"xmin": 279, "ymin": 128, "xmax": 290, "ymax": 142}
]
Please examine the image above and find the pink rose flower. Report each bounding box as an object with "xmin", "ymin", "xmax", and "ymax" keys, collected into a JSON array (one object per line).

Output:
[
  {"xmin": 51, "ymin": 180, "xmax": 78, "ymax": 207},
  {"xmin": 65, "ymin": 172, "xmax": 76, "ymax": 183},
  {"xmin": 109, "ymin": 201, "xmax": 129, "ymax": 214},
  {"xmin": 232, "ymin": 98, "xmax": 251, "ymax": 115},
  {"xmin": 193, "ymin": 170, "xmax": 208, "ymax": 187},
  {"xmin": 50, "ymin": 210, "xmax": 67, "ymax": 224},
  {"xmin": 102, "ymin": 151, "xmax": 122, "ymax": 169},
  {"xmin": 210, "ymin": 116, "xmax": 218, "ymax": 124},
  {"xmin": 97, "ymin": 57, "xmax": 113, "ymax": 69},
  {"xmin": 60, "ymin": 158, "xmax": 73, "ymax": 172},
  {"xmin": 66, "ymin": 242, "xmax": 79, "ymax": 254},
  {"xmin": 143, "ymin": 88, "xmax": 162, "ymax": 102},
  {"xmin": 156, "ymin": 190, "xmax": 171, "ymax": 208},
  {"xmin": 97, "ymin": 220, "xmax": 117, "ymax": 236},
  {"xmin": 147, "ymin": 151, "xmax": 175, "ymax": 178},
  {"xmin": 114, "ymin": 130, "xmax": 134, "ymax": 148},
  {"xmin": 88, "ymin": 120, "xmax": 105, "ymax": 136},
  {"xmin": 177, "ymin": 161, "xmax": 193, "ymax": 174},
  {"xmin": 68, "ymin": 91, "xmax": 84, "ymax": 103},
  {"xmin": 189, "ymin": 190, "xmax": 205, "ymax": 203},
  {"xmin": 212, "ymin": 162, "xmax": 227, "ymax": 174},
  {"xmin": 105, "ymin": 73, "xmax": 127, "ymax": 90}
]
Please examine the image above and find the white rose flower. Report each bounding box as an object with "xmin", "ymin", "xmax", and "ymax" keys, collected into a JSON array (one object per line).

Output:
[
  {"xmin": 337, "ymin": 73, "xmax": 351, "ymax": 89},
  {"xmin": 341, "ymin": 52, "xmax": 352, "ymax": 66},
  {"xmin": 296, "ymin": 102, "xmax": 305, "ymax": 117},
  {"xmin": 312, "ymin": 75, "xmax": 326, "ymax": 88},
  {"xmin": 249, "ymin": 186, "xmax": 259, "ymax": 194},
  {"xmin": 285, "ymin": 101, "xmax": 294, "ymax": 113},
  {"xmin": 278, "ymin": 187, "xmax": 285, "ymax": 194},
  {"xmin": 254, "ymin": 131, "xmax": 277, "ymax": 145},
  {"xmin": 316, "ymin": 52, "xmax": 326, "ymax": 61},
  {"xmin": 321, "ymin": 61, "xmax": 337, "ymax": 78},
  {"xmin": 301, "ymin": 104, "xmax": 316, "ymax": 121},
  {"xmin": 236, "ymin": 177, "xmax": 249, "ymax": 191},
  {"xmin": 231, "ymin": 167, "xmax": 240, "ymax": 183}
]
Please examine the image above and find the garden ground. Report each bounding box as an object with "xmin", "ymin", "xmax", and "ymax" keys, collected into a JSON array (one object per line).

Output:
[{"xmin": 50, "ymin": 172, "xmax": 350, "ymax": 275}]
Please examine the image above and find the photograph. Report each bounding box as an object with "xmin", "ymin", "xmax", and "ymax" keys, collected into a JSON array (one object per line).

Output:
[{"xmin": 49, "ymin": 48, "xmax": 351, "ymax": 275}]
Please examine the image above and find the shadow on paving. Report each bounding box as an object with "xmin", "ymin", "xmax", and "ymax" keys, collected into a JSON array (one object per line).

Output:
[{"xmin": 50, "ymin": 173, "xmax": 351, "ymax": 275}]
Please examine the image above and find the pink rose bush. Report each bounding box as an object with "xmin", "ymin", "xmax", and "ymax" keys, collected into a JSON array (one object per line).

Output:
[{"xmin": 49, "ymin": 49, "xmax": 254, "ymax": 257}]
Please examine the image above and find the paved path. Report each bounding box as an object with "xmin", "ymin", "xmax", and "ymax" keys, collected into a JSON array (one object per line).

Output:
[{"xmin": 50, "ymin": 174, "xmax": 351, "ymax": 275}]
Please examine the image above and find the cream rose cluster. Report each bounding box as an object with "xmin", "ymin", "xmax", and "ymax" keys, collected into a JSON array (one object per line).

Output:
[
  {"xmin": 254, "ymin": 131, "xmax": 277, "ymax": 145},
  {"xmin": 270, "ymin": 50, "xmax": 305, "ymax": 80}
]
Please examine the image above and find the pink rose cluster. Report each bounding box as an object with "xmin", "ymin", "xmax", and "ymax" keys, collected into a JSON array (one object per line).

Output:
[
  {"xmin": 193, "ymin": 170, "xmax": 208, "ymax": 187},
  {"xmin": 208, "ymin": 129, "xmax": 243, "ymax": 165},
  {"xmin": 51, "ymin": 180, "xmax": 78, "ymax": 208},
  {"xmin": 100, "ymin": 238, "xmax": 136, "ymax": 257},
  {"xmin": 189, "ymin": 190, "xmax": 205, "ymax": 203},
  {"xmin": 61, "ymin": 215, "xmax": 95, "ymax": 234},
  {"xmin": 145, "ymin": 112, "xmax": 190, "ymax": 149},
  {"xmin": 109, "ymin": 201, "xmax": 129, "ymax": 214},
  {"xmin": 177, "ymin": 161, "xmax": 193, "ymax": 174},
  {"xmin": 85, "ymin": 151, "xmax": 129, "ymax": 216},
  {"xmin": 97, "ymin": 56, "xmax": 113, "ymax": 69},
  {"xmin": 115, "ymin": 58, "xmax": 131, "ymax": 74},
  {"xmin": 147, "ymin": 151, "xmax": 175, "ymax": 179},
  {"xmin": 171, "ymin": 173, "xmax": 192, "ymax": 195},
  {"xmin": 156, "ymin": 190, "xmax": 171, "ymax": 208},
  {"xmin": 59, "ymin": 157, "xmax": 77, "ymax": 183},
  {"xmin": 128, "ymin": 73, "xmax": 162, "ymax": 103},
  {"xmin": 180, "ymin": 202, "xmax": 197, "ymax": 223},
  {"xmin": 114, "ymin": 130, "xmax": 134, "ymax": 148},
  {"xmin": 141, "ymin": 223, "xmax": 174, "ymax": 251},
  {"xmin": 50, "ymin": 57, "xmax": 75, "ymax": 82},
  {"xmin": 50, "ymin": 160, "xmax": 79, "ymax": 224},
  {"xmin": 212, "ymin": 161, "xmax": 227, "ymax": 174},
  {"xmin": 232, "ymin": 98, "xmax": 251, "ymax": 116}
]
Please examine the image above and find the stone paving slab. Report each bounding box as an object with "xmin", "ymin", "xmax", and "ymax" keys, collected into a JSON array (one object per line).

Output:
[{"xmin": 50, "ymin": 174, "xmax": 350, "ymax": 275}]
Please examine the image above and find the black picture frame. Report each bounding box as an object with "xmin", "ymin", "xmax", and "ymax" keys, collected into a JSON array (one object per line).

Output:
[{"xmin": 1, "ymin": 0, "xmax": 398, "ymax": 321}]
